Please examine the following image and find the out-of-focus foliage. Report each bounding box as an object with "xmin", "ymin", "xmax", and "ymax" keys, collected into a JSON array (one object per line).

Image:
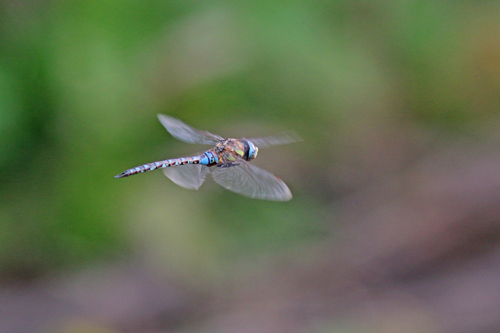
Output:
[{"xmin": 3, "ymin": 0, "xmax": 500, "ymax": 331}]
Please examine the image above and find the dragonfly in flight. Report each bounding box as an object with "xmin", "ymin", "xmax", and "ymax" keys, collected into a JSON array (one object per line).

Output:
[{"xmin": 115, "ymin": 114, "xmax": 301, "ymax": 201}]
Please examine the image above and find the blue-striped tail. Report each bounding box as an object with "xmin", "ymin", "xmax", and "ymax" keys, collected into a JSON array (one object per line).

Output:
[{"xmin": 114, "ymin": 151, "xmax": 218, "ymax": 178}]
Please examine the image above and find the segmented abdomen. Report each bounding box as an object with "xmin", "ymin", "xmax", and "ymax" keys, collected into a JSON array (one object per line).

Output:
[{"xmin": 114, "ymin": 151, "xmax": 218, "ymax": 178}]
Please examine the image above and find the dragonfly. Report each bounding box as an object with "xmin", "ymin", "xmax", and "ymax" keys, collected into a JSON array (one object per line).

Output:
[{"xmin": 114, "ymin": 114, "xmax": 301, "ymax": 201}]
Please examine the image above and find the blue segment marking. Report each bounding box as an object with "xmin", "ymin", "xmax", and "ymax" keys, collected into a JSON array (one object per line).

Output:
[{"xmin": 200, "ymin": 151, "xmax": 218, "ymax": 165}]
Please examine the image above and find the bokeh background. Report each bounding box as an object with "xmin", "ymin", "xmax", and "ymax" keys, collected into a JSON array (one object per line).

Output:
[{"xmin": 3, "ymin": 1, "xmax": 500, "ymax": 332}]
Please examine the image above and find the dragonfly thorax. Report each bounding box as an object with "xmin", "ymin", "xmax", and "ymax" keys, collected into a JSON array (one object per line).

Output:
[{"xmin": 216, "ymin": 139, "xmax": 259, "ymax": 162}]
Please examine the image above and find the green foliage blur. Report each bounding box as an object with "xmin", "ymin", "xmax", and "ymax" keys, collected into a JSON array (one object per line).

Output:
[{"xmin": 2, "ymin": 0, "xmax": 500, "ymax": 281}]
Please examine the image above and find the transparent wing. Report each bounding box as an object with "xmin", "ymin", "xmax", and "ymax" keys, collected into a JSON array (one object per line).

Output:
[
  {"xmin": 245, "ymin": 131, "xmax": 302, "ymax": 149},
  {"xmin": 211, "ymin": 162, "xmax": 292, "ymax": 201},
  {"xmin": 163, "ymin": 164, "xmax": 210, "ymax": 190},
  {"xmin": 157, "ymin": 114, "xmax": 223, "ymax": 145}
]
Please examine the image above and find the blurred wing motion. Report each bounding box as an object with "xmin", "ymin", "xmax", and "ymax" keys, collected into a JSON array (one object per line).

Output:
[
  {"xmin": 246, "ymin": 131, "xmax": 302, "ymax": 149},
  {"xmin": 212, "ymin": 161, "xmax": 292, "ymax": 201},
  {"xmin": 163, "ymin": 164, "xmax": 210, "ymax": 190},
  {"xmin": 157, "ymin": 114, "xmax": 223, "ymax": 145}
]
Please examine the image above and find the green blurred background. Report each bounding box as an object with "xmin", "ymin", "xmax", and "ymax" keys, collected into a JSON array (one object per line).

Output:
[{"xmin": 3, "ymin": 1, "xmax": 500, "ymax": 332}]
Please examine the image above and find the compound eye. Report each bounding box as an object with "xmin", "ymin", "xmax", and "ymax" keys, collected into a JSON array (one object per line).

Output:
[{"xmin": 247, "ymin": 140, "xmax": 258, "ymax": 161}]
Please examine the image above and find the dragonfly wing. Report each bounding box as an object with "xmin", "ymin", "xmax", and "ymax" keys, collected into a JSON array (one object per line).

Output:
[
  {"xmin": 246, "ymin": 131, "xmax": 302, "ymax": 149},
  {"xmin": 157, "ymin": 114, "xmax": 223, "ymax": 145},
  {"xmin": 163, "ymin": 164, "xmax": 210, "ymax": 190},
  {"xmin": 212, "ymin": 162, "xmax": 292, "ymax": 201}
]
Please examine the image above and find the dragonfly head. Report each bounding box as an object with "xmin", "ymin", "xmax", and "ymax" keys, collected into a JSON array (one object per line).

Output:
[{"xmin": 246, "ymin": 140, "xmax": 258, "ymax": 161}]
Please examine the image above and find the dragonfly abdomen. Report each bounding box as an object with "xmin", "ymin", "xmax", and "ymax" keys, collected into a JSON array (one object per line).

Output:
[{"xmin": 114, "ymin": 152, "xmax": 217, "ymax": 178}]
